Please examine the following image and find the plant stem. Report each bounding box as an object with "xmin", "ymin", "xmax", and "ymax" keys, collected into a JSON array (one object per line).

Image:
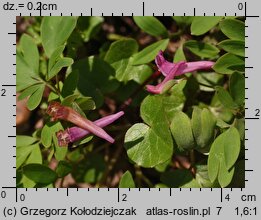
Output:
[
  {"xmin": 99, "ymin": 133, "xmax": 125, "ymax": 186},
  {"xmin": 56, "ymin": 75, "xmax": 61, "ymax": 94},
  {"xmin": 189, "ymin": 150, "xmax": 195, "ymax": 165},
  {"xmin": 45, "ymin": 82, "xmax": 60, "ymax": 95},
  {"xmin": 134, "ymin": 165, "xmax": 153, "ymax": 187},
  {"xmin": 60, "ymin": 177, "xmax": 65, "ymax": 188},
  {"xmin": 168, "ymin": 29, "xmax": 184, "ymax": 40}
]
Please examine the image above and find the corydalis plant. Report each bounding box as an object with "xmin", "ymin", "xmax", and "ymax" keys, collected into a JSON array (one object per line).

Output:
[
  {"xmin": 47, "ymin": 102, "xmax": 123, "ymax": 143},
  {"xmin": 56, "ymin": 111, "xmax": 124, "ymax": 146},
  {"xmin": 146, "ymin": 50, "xmax": 215, "ymax": 94}
]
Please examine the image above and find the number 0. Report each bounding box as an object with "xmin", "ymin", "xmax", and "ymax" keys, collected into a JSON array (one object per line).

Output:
[{"xmin": 238, "ymin": 3, "xmax": 244, "ymax": 10}]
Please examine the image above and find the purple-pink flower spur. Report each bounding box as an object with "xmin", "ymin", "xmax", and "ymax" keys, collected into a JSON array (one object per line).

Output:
[
  {"xmin": 47, "ymin": 102, "xmax": 117, "ymax": 143},
  {"xmin": 146, "ymin": 50, "xmax": 215, "ymax": 94},
  {"xmin": 56, "ymin": 111, "xmax": 124, "ymax": 146}
]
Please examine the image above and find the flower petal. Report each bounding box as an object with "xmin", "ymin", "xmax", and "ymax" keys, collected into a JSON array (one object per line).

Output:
[
  {"xmin": 56, "ymin": 111, "xmax": 124, "ymax": 146},
  {"xmin": 56, "ymin": 130, "xmax": 71, "ymax": 147},
  {"xmin": 155, "ymin": 50, "xmax": 176, "ymax": 76},
  {"xmin": 176, "ymin": 61, "xmax": 215, "ymax": 76},
  {"xmin": 155, "ymin": 50, "xmax": 215, "ymax": 77},
  {"xmin": 146, "ymin": 61, "xmax": 186, "ymax": 94},
  {"xmin": 47, "ymin": 102, "xmax": 115, "ymax": 143}
]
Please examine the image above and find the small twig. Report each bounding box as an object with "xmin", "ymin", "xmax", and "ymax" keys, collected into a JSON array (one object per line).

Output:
[
  {"xmin": 189, "ymin": 150, "xmax": 195, "ymax": 166},
  {"xmin": 134, "ymin": 165, "xmax": 153, "ymax": 187},
  {"xmin": 99, "ymin": 133, "xmax": 125, "ymax": 186},
  {"xmin": 134, "ymin": 165, "xmax": 143, "ymax": 187},
  {"xmin": 44, "ymin": 82, "xmax": 61, "ymax": 96},
  {"xmin": 168, "ymin": 29, "xmax": 184, "ymax": 39},
  {"xmin": 56, "ymin": 75, "xmax": 61, "ymax": 94},
  {"xmin": 141, "ymin": 174, "xmax": 154, "ymax": 188},
  {"xmin": 60, "ymin": 177, "xmax": 65, "ymax": 188}
]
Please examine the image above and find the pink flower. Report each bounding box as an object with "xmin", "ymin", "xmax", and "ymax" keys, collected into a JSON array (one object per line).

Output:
[
  {"xmin": 146, "ymin": 50, "xmax": 215, "ymax": 94},
  {"xmin": 46, "ymin": 102, "xmax": 122, "ymax": 143},
  {"xmin": 56, "ymin": 111, "xmax": 124, "ymax": 146}
]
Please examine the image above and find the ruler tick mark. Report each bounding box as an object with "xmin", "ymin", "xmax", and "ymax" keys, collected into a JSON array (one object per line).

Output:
[
  {"xmin": 142, "ymin": 1, "xmax": 145, "ymax": 16},
  {"xmin": 117, "ymin": 188, "xmax": 120, "ymax": 202}
]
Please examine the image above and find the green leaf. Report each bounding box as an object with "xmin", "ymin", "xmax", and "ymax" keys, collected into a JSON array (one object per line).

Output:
[
  {"xmin": 173, "ymin": 16, "xmax": 194, "ymax": 26},
  {"xmin": 161, "ymin": 170, "xmax": 200, "ymax": 188},
  {"xmin": 218, "ymin": 159, "xmax": 235, "ymax": 188},
  {"xmin": 47, "ymin": 57, "xmax": 74, "ymax": 80},
  {"xmin": 77, "ymin": 16, "xmax": 104, "ymax": 42},
  {"xmin": 48, "ymin": 45, "xmax": 65, "ymax": 72},
  {"xmin": 72, "ymin": 154, "xmax": 105, "ymax": 184},
  {"xmin": 229, "ymin": 160, "xmax": 245, "ymax": 187},
  {"xmin": 18, "ymin": 34, "xmax": 39, "ymax": 75},
  {"xmin": 73, "ymin": 56, "xmax": 119, "ymax": 107},
  {"xmin": 133, "ymin": 16, "xmax": 168, "ymax": 37},
  {"xmin": 76, "ymin": 97, "xmax": 96, "ymax": 111},
  {"xmin": 216, "ymin": 86, "xmax": 238, "ymax": 109},
  {"xmin": 41, "ymin": 121, "xmax": 63, "ymax": 148},
  {"xmin": 196, "ymin": 72, "xmax": 224, "ymax": 92},
  {"xmin": 191, "ymin": 17, "xmax": 223, "ymax": 35},
  {"xmin": 17, "ymin": 144, "xmax": 38, "ymax": 169},
  {"xmin": 184, "ymin": 40, "xmax": 220, "ymax": 58},
  {"xmin": 170, "ymin": 111, "xmax": 195, "ymax": 150},
  {"xmin": 56, "ymin": 160, "xmax": 72, "ymax": 178},
  {"xmin": 61, "ymin": 94, "xmax": 80, "ymax": 106},
  {"xmin": 208, "ymin": 127, "xmax": 240, "ymax": 187},
  {"xmin": 228, "ymin": 64, "xmax": 245, "ymax": 73},
  {"xmin": 124, "ymin": 123, "xmax": 173, "ymax": 168},
  {"xmin": 233, "ymin": 118, "xmax": 245, "ymax": 141},
  {"xmin": 119, "ymin": 171, "xmax": 135, "ymax": 188},
  {"xmin": 41, "ymin": 17, "xmax": 77, "ymax": 57},
  {"xmin": 71, "ymin": 102, "xmax": 86, "ymax": 117},
  {"xmin": 219, "ymin": 18, "xmax": 244, "ymax": 41},
  {"xmin": 213, "ymin": 53, "xmax": 244, "ymax": 74},
  {"xmin": 23, "ymin": 164, "xmax": 57, "ymax": 184},
  {"xmin": 223, "ymin": 127, "xmax": 241, "ymax": 170},
  {"xmin": 17, "ymin": 135, "xmax": 38, "ymax": 147},
  {"xmin": 17, "ymin": 34, "xmax": 40, "ymax": 92},
  {"xmin": 16, "ymin": 71, "xmax": 39, "ymax": 92},
  {"xmin": 27, "ymin": 84, "xmax": 45, "ymax": 110},
  {"xmin": 20, "ymin": 175, "xmax": 36, "ymax": 188},
  {"xmin": 191, "ymin": 107, "xmax": 216, "ymax": 153},
  {"xmin": 61, "ymin": 70, "xmax": 79, "ymax": 97},
  {"xmin": 140, "ymin": 95, "xmax": 170, "ymax": 129},
  {"xmin": 26, "ymin": 145, "xmax": 42, "ymax": 165},
  {"xmin": 74, "ymin": 136, "xmax": 93, "ymax": 146},
  {"xmin": 195, "ymin": 165, "xmax": 217, "ymax": 187},
  {"xmin": 155, "ymin": 159, "xmax": 171, "ymax": 172},
  {"xmin": 229, "ymin": 72, "xmax": 245, "ymax": 106},
  {"xmin": 125, "ymin": 95, "xmax": 174, "ymax": 168},
  {"xmin": 112, "ymin": 57, "xmax": 153, "ymax": 83},
  {"xmin": 18, "ymin": 84, "xmax": 41, "ymax": 101},
  {"xmin": 173, "ymin": 45, "xmax": 186, "ymax": 62},
  {"xmin": 53, "ymin": 133, "xmax": 68, "ymax": 161},
  {"xmin": 161, "ymin": 81, "xmax": 187, "ymax": 121},
  {"xmin": 132, "ymin": 39, "xmax": 169, "ymax": 65},
  {"xmin": 218, "ymin": 40, "xmax": 245, "ymax": 57},
  {"xmin": 104, "ymin": 39, "xmax": 138, "ymax": 64}
]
